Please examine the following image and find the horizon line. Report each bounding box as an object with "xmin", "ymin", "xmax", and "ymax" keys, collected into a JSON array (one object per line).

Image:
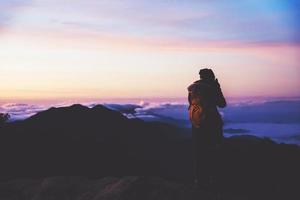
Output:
[{"xmin": 1, "ymin": 95, "xmax": 300, "ymax": 105}]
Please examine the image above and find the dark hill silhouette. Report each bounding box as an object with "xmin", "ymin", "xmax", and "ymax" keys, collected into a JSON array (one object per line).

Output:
[
  {"xmin": 0, "ymin": 104, "xmax": 183, "ymax": 178},
  {"xmin": 0, "ymin": 104, "xmax": 300, "ymax": 200}
]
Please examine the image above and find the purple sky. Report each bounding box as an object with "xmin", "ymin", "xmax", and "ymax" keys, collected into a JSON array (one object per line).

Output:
[{"xmin": 0, "ymin": 0, "xmax": 299, "ymax": 101}]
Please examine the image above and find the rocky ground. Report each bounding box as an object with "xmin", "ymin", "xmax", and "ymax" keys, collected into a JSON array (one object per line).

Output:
[{"xmin": 0, "ymin": 176, "xmax": 250, "ymax": 200}]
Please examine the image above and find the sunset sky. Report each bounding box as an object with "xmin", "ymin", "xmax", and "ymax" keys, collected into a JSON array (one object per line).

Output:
[{"xmin": 1, "ymin": 0, "xmax": 300, "ymax": 102}]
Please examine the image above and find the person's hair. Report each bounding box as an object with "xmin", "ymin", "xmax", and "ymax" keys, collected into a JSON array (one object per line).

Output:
[{"xmin": 199, "ymin": 68, "xmax": 215, "ymax": 80}]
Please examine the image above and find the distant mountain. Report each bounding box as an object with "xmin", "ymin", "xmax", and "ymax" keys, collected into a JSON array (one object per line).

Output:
[{"xmin": 0, "ymin": 104, "xmax": 300, "ymax": 199}]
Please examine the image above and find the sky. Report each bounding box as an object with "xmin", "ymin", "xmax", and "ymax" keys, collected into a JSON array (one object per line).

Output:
[{"xmin": 0, "ymin": 0, "xmax": 300, "ymax": 103}]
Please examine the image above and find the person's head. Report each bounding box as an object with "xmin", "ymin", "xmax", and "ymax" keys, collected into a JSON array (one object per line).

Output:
[{"xmin": 199, "ymin": 68, "xmax": 215, "ymax": 81}]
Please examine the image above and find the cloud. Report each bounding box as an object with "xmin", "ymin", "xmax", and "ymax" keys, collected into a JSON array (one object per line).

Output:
[
  {"xmin": 223, "ymin": 100, "xmax": 300, "ymax": 124},
  {"xmin": 2, "ymin": 97, "xmax": 300, "ymax": 123},
  {"xmin": 101, "ymin": 98, "xmax": 300, "ymax": 144},
  {"xmin": 102, "ymin": 103, "xmax": 142, "ymax": 114},
  {"xmin": 0, "ymin": 103, "xmax": 47, "ymax": 121},
  {"xmin": 111, "ymin": 98, "xmax": 300, "ymax": 124},
  {"xmin": 84, "ymin": 98, "xmax": 300, "ymax": 128},
  {"xmin": 1, "ymin": 98, "xmax": 300, "ymax": 144}
]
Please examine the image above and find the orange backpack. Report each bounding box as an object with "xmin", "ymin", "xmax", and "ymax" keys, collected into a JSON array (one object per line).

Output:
[{"xmin": 188, "ymin": 84, "xmax": 205, "ymax": 128}]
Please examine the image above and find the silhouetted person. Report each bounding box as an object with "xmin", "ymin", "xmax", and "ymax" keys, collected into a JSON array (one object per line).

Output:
[{"xmin": 187, "ymin": 68, "xmax": 226, "ymax": 187}]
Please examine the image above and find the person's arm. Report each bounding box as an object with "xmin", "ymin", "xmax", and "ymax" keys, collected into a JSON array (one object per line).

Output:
[
  {"xmin": 187, "ymin": 84, "xmax": 194, "ymax": 109},
  {"xmin": 215, "ymin": 79, "xmax": 227, "ymax": 108},
  {"xmin": 188, "ymin": 92, "xmax": 192, "ymax": 105}
]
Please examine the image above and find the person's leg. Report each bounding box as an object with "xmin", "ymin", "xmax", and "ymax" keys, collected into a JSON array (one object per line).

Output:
[
  {"xmin": 198, "ymin": 146, "xmax": 210, "ymax": 186},
  {"xmin": 208, "ymin": 125, "xmax": 223, "ymax": 188},
  {"xmin": 197, "ymin": 127, "xmax": 211, "ymax": 186},
  {"xmin": 192, "ymin": 126, "xmax": 200, "ymax": 185},
  {"xmin": 192, "ymin": 125, "xmax": 212, "ymax": 187}
]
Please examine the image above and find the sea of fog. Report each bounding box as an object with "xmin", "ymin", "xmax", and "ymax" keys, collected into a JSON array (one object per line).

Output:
[{"xmin": 1, "ymin": 97, "xmax": 300, "ymax": 145}]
